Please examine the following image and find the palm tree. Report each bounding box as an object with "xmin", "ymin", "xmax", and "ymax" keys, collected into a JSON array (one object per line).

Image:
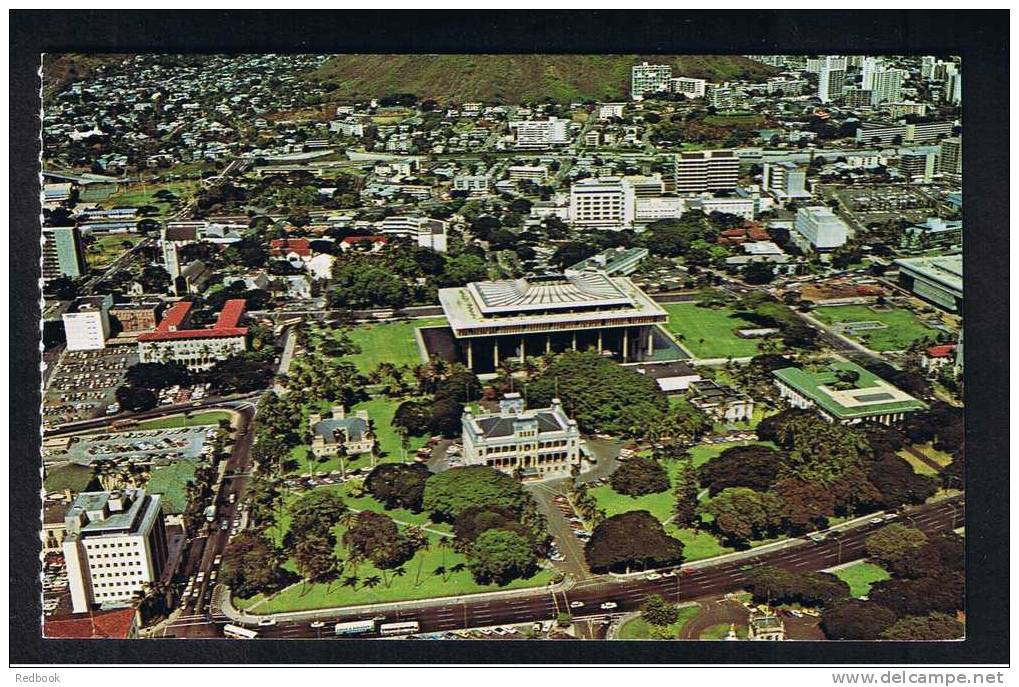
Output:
[
  {"xmin": 362, "ymin": 575, "xmax": 382, "ymax": 590},
  {"xmin": 432, "ymin": 565, "xmax": 448, "ymax": 582}
]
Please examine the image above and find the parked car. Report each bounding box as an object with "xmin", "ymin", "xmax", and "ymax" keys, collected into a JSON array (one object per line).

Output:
[
  {"xmin": 258, "ymin": 617, "xmax": 277, "ymax": 627},
  {"xmin": 600, "ymin": 601, "xmax": 618, "ymax": 610},
  {"xmin": 569, "ymin": 601, "xmax": 585, "ymax": 609}
]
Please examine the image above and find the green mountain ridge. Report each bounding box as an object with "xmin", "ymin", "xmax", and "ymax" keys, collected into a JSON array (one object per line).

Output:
[{"xmin": 305, "ymin": 54, "xmax": 781, "ymax": 104}]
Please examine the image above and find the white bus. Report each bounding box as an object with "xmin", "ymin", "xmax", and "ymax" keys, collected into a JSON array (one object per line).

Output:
[
  {"xmin": 223, "ymin": 624, "xmax": 259, "ymax": 639},
  {"xmin": 334, "ymin": 619, "xmax": 376, "ymax": 636},
  {"xmin": 379, "ymin": 621, "xmax": 420, "ymax": 637}
]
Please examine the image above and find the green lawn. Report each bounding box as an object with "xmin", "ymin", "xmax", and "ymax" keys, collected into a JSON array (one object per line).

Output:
[
  {"xmin": 147, "ymin": 460, "xmax": 199, "ymax": 515},
  {"xmin": 663, "ymin": 303, "xmax": 775, "ymax": 359},
  {"xmin": 812, "ymin": 305, "xmax": 940, "ymax": 352},
  {"xmin": 235, "ymin": 483, "xmax": 553, "ymax": 614},
  {"xmin": 617, "ymin": 605, "xmax": 700, "ymax": 639},
  {"xmin": 699, "ymin": 622, "xmax": 746, "ymax": 640},
  {"xmin": 44, "ymin": 463, "xmax": 95, "ymax": 494},
  {"xmin": 832, "ymin": 562, "xmax": 891, "ymax": 597},
  {"xmin": 898, "ymin": 450, "xmax": 938, "ymax": 476},
  {"xmin": 106, "ymin": 181, "xmax": 198, "ymax": 215},
  {"xmin": 312, "ymin": 317, "xmax": 447, "ymax": 374},
  {"xmin": 85, "ymin": 234, "xmax": 142, "ymax": 269},
  {"xmin": 135, "ymin": 411, "xmax": 233, "ymax": 431}
]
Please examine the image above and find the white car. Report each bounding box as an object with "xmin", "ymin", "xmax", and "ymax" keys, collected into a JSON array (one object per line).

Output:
[
  {"xmin": 257, "ymin": 617, "xmax": 277, "ymax": 627},
  {"xmin": 310, "ymin": 621, "xmax": 325, "ymax": 629},
  {"xmin": 569, "ymin": 600, "xmax": 585, "ymax": 609},
  {"xmin": 600, "ymin": 602, "xmax": 618, "ymax": 610},
  {"xmin": 645, "ymin": 572, "xmax": 662, "ymax": 581}
]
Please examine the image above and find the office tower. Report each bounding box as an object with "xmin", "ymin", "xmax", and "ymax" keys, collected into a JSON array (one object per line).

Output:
[
  {"xmin": 674, "ymin": 150, "xmax": 740, "ymax": 194},
  {"xmin": 817, "ymin": 56, "xmax": 848, "ymax": 103}
]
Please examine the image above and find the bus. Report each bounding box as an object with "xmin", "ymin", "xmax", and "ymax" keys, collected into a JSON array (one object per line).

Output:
[
  {"xmin": 334, "ymin": 619, "xmax": 376, "ymax": 637},
  {"xmin": 109, "ymin": 418, "xmax": 139, "ymax": 431},
  {"xmin": 223, "ymin": 624, "xmax": 259, "ymax": 639},
  {"xmin": 379, "ymin": 621, "xmax": 420, "ymax": 637}
]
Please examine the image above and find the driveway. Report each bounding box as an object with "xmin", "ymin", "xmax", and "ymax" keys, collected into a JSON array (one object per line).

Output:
[{"xmin": 527, "ymin": 481, "xmax": 592, "ymax": 581}]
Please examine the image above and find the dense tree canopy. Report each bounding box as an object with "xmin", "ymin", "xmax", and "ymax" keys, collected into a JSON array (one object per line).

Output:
[
  {"xmin": 867, "ymin": 454, "xmax": 938, "ymax": 509},
  {"xmin": 880, "ymin": 613, "xmax": 965, "ymax": 641},
  {"xmin": 746, "ymin": 566, "xmax": 852, "ymax": 608},
  {"xmin": 703, "ymin": 487, "xmax": 783, "ymax": 544},
  {"xmin": 341, "ymin": 510, "xmax": 415, "ymax": 569},
  {"xmin": 222, "ymin": 530, "xmax": 291, "ymax": 598},
  {"xmin": 867, "ymin": 573, "xmax": 965, "ymax": 618},
  {"xmin": 115, "ymin": 384, "xmax": 157, "ymax": 412},
  {"xmin": 527, "ymin": 351, "xmax": 670, "ymax": 436},
  {"xmin": 365, "ymin": 463, "xmax": 432, "ymax": 512},
  {"xmin": 452, "ymin": 504, "xmax": 535, "ymax": 553},
  {"xmin": 821, "ymin": 600, "xmax": 898, "ymax": 640},
  {"xmin": 864, "ymin": 524, "xmax": 929, "ymax": 570},
  {"xmin": 466, "ymin": 528, "xmax": 540, "ymax": 585},
  {"xmin": 610, "ymin": 456, "xmax": 670, "ymax": 496},
  {"xmin": 584, "ymin": 511, "xmax": 684, "ymax": 574},
  {"xmin": 422, "ymin": 466, "xmax": 531, "ymax": 522},
  {"xmin": 125, "ymin": 362, "xmax": 192, "ymax": 390},
  {"xmin": 699, "ymin": 444, "xmax": 783, "ymax": 496}
]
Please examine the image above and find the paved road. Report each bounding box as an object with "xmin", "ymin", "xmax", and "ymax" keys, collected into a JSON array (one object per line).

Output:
[
  {"xmin": 234, "ymin": 496, "xmax": 962, "ymax": 639},
  {"xmin": 159, "ymin": 404, "xmax": 257, "ymax": 638}
]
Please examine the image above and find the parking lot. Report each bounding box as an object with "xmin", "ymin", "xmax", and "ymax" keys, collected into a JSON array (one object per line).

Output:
[
  {"xmin": 43, "ymin": 348, "xmax": 135, "ymax": 427},
  {"xmin": 41, "ymin": 552, "xmax": 70, "ymax": 617},
  {"xmin": 44, "ymin": 426, "xmax": 216, "ymax": 467}
]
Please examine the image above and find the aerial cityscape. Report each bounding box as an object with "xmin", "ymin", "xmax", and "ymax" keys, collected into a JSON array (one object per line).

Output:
[{"xmin": 39, "ymin": 53, "xmax": 964, "ymax": 643}]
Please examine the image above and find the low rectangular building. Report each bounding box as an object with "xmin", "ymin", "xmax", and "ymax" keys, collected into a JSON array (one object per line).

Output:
[
  {"xmin": 894, "ymin": 255, "xmax": 963, "ymax": 313},
  {"xmin": 309, "ymin": 406, "xmax": 374, "ymax": 458},
  {"xmin": 773, "ymin": 361, "xmax": 927, "ymax": 425},
  {"xmin": 462, "ymin": 394, "xmax": 582, "ymax": 480},
  {"xmin": 687, "ymin": 380, "xmax": 754, "ymax": 422}
]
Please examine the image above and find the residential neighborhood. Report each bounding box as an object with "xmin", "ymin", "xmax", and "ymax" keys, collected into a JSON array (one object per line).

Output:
[{"xmin": 39, "ymin": 52, "xmax": 964, "ymax": 644}]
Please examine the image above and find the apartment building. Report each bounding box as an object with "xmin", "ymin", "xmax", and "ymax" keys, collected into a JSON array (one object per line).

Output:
[
  {"xmin": 674, "ymin": 150, "xmax": 740, "ymax": 195},
  {"xmin": 62, "ymin": 295, "xmax": 112, "ymax": 351},
  {"xmin": 631, "ymin": 62, "xmax": 673, "ymax": 100},
  {"xmin": 63, "ymin": 489, "xmax": 169, "ymax": 613},
  {"xmin": 569, "ymin": 177, "xmax": 636, "ymax": 229}
]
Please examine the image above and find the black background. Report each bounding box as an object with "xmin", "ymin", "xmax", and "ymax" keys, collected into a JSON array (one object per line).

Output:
[{"xmin": 10, "ymin": 9, "xmax": 1009, "ymax": 665}]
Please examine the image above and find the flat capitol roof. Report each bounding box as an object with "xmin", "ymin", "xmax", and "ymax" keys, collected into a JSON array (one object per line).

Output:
[
  {"xmin": 895, "ymin": 254, "xmax": 963, "ymax": 294},
  {"xmin": 439, "ymin": 273, "xmax": 667, "ymax": 337},
  {"xmin": 773, "ymin": 361, "xmax": 927, "ymax": 420}
]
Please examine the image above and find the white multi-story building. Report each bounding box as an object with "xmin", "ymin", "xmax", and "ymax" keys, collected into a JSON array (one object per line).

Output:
[
  {"xmin": 513, "ymin": 118, "xmax": 570, "ymax": 149},
  {"xmin": 377, "ymin": 215, "xmax": 449, "ymax": 253},
  {"xmin": 63, "ymin": 489, "xmax": 169, "ymax": 613},
  {"xmin": 793, "ymin": 206, "xmax": 849, "ymax": 252},
  {"xmin": 939, "ymin": 136, "xmax": 962, "ymax": 176},
  {"xmin": 506, "ymin": 165, "xmax": 549, "ymax": 182},
  {"xmin": 870, "ymin": 68, "xmax": 908, "ymax": 105},
  {"xmin": 921, "ymin": 56, "xmax": 937, "ymax": 80},
  {"xmin": 945, "ymin": 69, "xmax": 962, "ymax": 105},
  {"xmin": 62, "ymin": 296, "xmax": 112, "ymax": 351},
  {"xmin": 569, "ymin": 177, "xmax": 636, "ymax": 229},
  {"xmin": 817, "ymin": 56, "xmax": 847, "ymax": 103},
  {"xmin": 762, "ymin": 162, "xmax": 810, "ymax": 200},
  {"xmin": 461, "ymin": 394, "xmax": 583, "ymax": 481},
  {"xmin": 687, "ymin": 195, "xmax": 756, "ymax": 220},
  {"xmin": 860, "ymin": 57, "xmax": 881, "ymax": 90},
  {"xmin": 635, "ymin": 197, "xmax": 686, "ymax": 222},
  {"xmin": 453, "ymin": 175, "xmax": 490, "ymax": 195},
  {"xmin": 631, "ymin": 62, "xmax": 673, "ymax": 100},
  {"xmin": 674, "ymin": 149, "xmax": 740, "ymax": 195},
  {"xmin": 670, "ymin": 76, "xmax": 707, "ymax": 99},
  {"xmin": 597, "ymin": 103, "xmax": 625, "ymax": 120},
  {"xmin": 137, "ymin": 299, "xmax": 248, "ymax": 370}
]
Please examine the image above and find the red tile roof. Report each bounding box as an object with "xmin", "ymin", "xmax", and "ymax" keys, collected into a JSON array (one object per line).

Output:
[
  {"xmin": 340, "ymin": 235, "xmax": 389, "ymax": 244},
  {"xmin": 138, "ymin": 299, "xmax": 248, "ymax": 342},
  {"xmin": 270, "ymin": 238, "xmax": 312, "ymax": 257},
  {"xmin": 926, "ymin": 344, "xmax": 957, "ymax": 358},
  {"xmin": 45, "ymin": 607, "xmax": 138, "ymax": 639}
]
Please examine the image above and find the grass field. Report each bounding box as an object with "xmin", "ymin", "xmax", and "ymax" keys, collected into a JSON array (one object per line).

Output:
[
  {"xmin": 898, "ymin": 450, "xmax": 939, "ymax": 476},
  {"xmin": 832, "ymin": 562, "xmax": 890, "ymax": 597},
  {"xmin": 617, "ymin": 605, "xmax": 700, "ymax": 639},
  {"xmin": 234, "ymin": 483, "xmax": 553, "ymax": 614},
  {"xmin": 44, "ymin": 463, "xmax": 95, "ymax": 494},
  {"xmin": 147, "ymin": 460, "xmax": 199, "ymax": 515},
  {"xmin": 703, "ymin": 112, "xmax": 765, "ymax": 127},
  {"xmin": 106, "ymin": 181, "xmax": 198, "ymax": 215},
  {"xmin": 135, "ymin": 411, "xmax": 233, "ymax": 431},
  {"xmin": 85, "ymin": 234, "xmax": 143, "ymax": 269},
  {"xmin": 699, "ymin": 622, "xmax": 746, "ymax": 640},
  {"xmin": 812, "ymin": 304, "xmax": 940, "ymax": 352},
  {"xmin": 663, "ymin": 303, "xmax": 775, "ymax": 359},
  {"xmin": 313, "ymin": 317, "xmax": 447, "ymax": 374}
]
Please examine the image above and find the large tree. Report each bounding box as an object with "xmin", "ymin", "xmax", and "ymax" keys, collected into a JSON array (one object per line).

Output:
[
  {"xmin": 699, "ymin": 444, "xmax": 783, "ymax": 496},
  {"xmin": 115, "ymin": 384, "xmax": 157, "ymax": 412},
  {"xmin": 221, "ymin": 530, "xmax": 290, "ymax": 598},
  {"xmin": 293, "ymin": 530, "xmax": 340, "ymax": 585},
  {"xmin": 746, "ymin": 566, "xmax": 851, "ymax": 608},
  {"xmin": 125, "ymin": 362, "xmax": 192, "ymax": 390},
  {"xmin": 821, "ymin": 600, "xmax": 898, "ymax": 640},
  {"xmin": 289, "ymin": 488, "xmax": 348, "ymax": 536},
  {"xmin": 610, "ymin": 456, "xmax": 670, "ymax": 497},
  {"xmin": 864, "ymin": 524, "xmax": 929, "ymax": 570},
  {"xmin": 641, "ymin": 594, "xmax": 682, "ymax": 627},
  {"xmin": 527, "ymin": 351, "xmax": 669, "ymax": 436},
  {"xmin": 868, "ymin": 573, "xmax": 965, "ymax": 617},
  {"xmin": 452, "ymin": 504, "xmax": 535, "ymax": 553},
  {"xmin": 880, "ymin": 613, "xmax": 965, "ymax": 641},
  {"xmin": 584, "ymin": 511, "xmax": 684, "ymax": 574},
  {"xmin": 703, "ymin": 487, "xmax": 782, "ymax": 545},
  {"xmin": 466, "ymin": 528, "xmax": 539, "ymax": 585},
  {"xmin": 342, "ymin": 511, "xmax": 414, "ymax": 569},
  {"xmin": 867, "ymin": 454, "xmax": 938, "ymax": 509},
  {"xmin": 365, "ymin": 463, "xmax": 432, "ymax": 512},
  {"xmin": 423, "ymin": 466, "xmax": 530, "ymax": 522}
]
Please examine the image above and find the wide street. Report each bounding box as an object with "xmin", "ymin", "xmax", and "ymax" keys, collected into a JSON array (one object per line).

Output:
[{"xmin": 220, "ymin": 496, "xmax": 962, "ymax": 639}]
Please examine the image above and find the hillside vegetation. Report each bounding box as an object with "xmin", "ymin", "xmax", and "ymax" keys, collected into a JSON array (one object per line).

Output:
[{"xmin": 304, "ymin": 54, "xmax": 780, "ymax": 104}]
